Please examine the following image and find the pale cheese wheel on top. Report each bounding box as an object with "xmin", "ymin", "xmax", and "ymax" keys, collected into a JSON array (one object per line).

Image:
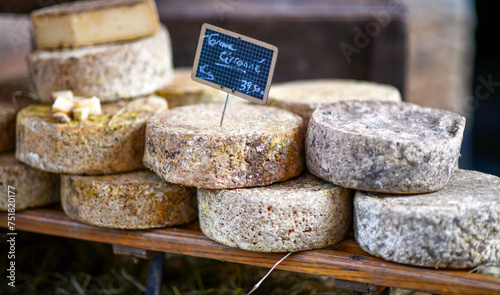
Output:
[
  {"xmin": 0, "ymin": 153, "xmax": 59, "ymax": 211},
  {"xmin": 145, "ymin": 103, "xmax": 304, "ymax": 189},
  {"xmin": 16, "ymin": 96, "xmax": 167, "ymax": 175},
  {"xmin": 61, "ymin": 171, "xmax": 197, "ymax": 229},
  {"xmin": 198, "ymin": 172, "xmax": 353, "ymax": 252},
  {"xmin": 354, "ymin": 169, "xmax": 500, "ymax": 268},
  {"xmin": 306, "ymin": 100, "xmax": 465, "ymax": 194},
  {"xmin": 27, "ymin": 26, "xmax": 173, "ymax": 103},
  {"xmin": 268, "ymin": 79, "xmax": 402, "ymax": 129}
]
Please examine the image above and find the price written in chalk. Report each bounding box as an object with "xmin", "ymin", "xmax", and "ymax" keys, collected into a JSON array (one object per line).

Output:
[{"xmin": 192, "ymin": 23, "xmax": 278, "ymax": 104}]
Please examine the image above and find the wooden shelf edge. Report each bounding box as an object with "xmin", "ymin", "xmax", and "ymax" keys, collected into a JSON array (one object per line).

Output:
[{"xmin": 2, "ymin": 207, "xmax": 499, "ymax": 295}]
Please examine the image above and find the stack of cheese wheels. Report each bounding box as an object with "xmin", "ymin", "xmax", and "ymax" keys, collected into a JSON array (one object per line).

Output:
[
  {"xmin": 305, "ymin": 99, "xmax": 499, "ymax": 268},
  {"xmin": 28, "ymin": 0, "xmax": 173, "ymax": 103},
  {"xmin": 268, "ymin": 79, "xmax": 402, "ymax": 130}
]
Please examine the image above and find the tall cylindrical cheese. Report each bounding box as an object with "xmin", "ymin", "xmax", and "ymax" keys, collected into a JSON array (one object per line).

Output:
[
  {"xmin": 61, "ymin": 171, "xmax": 197, "ymax": 229},
  {"xmin": 16, "ymin": 96, "xmax": 167, "ymax": 175},
  {"xmin": 145, "ymin": 104, "xmax": 304, "ymax": 189},
  {"xmin": 27, "ymin": 26, "xmax": 174, "ymax": 103},
  {"xmin": 0, "ymin": 153, "xmax": 59, "ymax": 211},
  {"xmin": 198, "ymin": 173, "xmax": 353, "ymax": 252},
  {"xmin": 354, "ymin": 169, "xmax": 500, "ymax": 268}
]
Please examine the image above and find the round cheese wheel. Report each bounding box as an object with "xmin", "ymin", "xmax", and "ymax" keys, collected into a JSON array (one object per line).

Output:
[
  {"xmin": 268, "ymin": 79, "xmax": 402, "ymax": 129},
  {"xmin": 145, "ymin": 103, "xmax": 304, "ymax": 189},
  {"xmin": 27, "ymin": 26, "xmax": 174, "ymax": 103},
  {"xmin": 306, "ymin": 100, "xmax": 466, "ymax": 193},
  {"xmin": 16, "ymin": 96, "xmax": 167, "ymax": 175},
  {"xmin": 354, "ymin": 169, "xmax": 500, "ymax": 268},
  {"xmin": 198, "ymin": 172, "xmax": 353, "ymax": 252},
  {"xmin": 156, "ymin": 68, "xmax": 227, "ymax": 108},
  {"xmin": 0, "ymin": 153, "xmax": 59, "ymax": 211},
  {"xmin": 61, "ymin": 171, "xmax": 197, "ymax": 229},
  {"xmin": 0, "ymin": 75, "xmax": 32, "ymax": 153}
]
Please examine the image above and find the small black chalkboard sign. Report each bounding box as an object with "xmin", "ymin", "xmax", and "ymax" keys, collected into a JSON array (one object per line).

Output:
[{"xmin": 192, "ymin": 24, "xmax": 278, "ymax": 105}]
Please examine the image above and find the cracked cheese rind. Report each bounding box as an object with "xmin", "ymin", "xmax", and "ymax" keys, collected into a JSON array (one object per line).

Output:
[
  {"xmin": 145, "ymin": 104, "xmax": 305, "ymax": 189},
  {"xmin": 31, "ymin": 0, "xmax": 160, "ymax": 49},
  {"xmin": 0, "ymin": 153, "xmax": 59, "ymax": 211},
  {"xmin": 268, "ymin": 79, "xmax": 402, "ymax": 130},
  {"xmin": 354, "ymin": 169, "xmax": 500, "ymax": 268},
  {"xmin": 27, "ymin": 26, "xmax": 173, "ymax": 103},
  {"xmin": 61, "ymin": 171, "xmax": 197, "ymax": 229},
  {"xmin": 306, "ymin": 100, "xmax": 465, "ymax": 194},
  {"xmin": 16, "ymin": 96, "xmax": 167, "ymax": 175},
  {"xmin": 198, "ymin": 172, "xmax": 353, "ymax": 252}
]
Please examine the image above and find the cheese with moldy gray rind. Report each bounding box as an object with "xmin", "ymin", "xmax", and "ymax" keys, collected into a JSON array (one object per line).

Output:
[
  {"xmin": 0, "ymin": 153, "xmax": 59, "ymax": 211},
  {"xmin": 306, "ymin": 100, "xmax": 465, "ymax": 194},
  {"xmin": 16, "ymin": 96, "xmax": 167, "ymax": 175},
  {"xmin": 27, "ymin": 26, "xmax": 173, "ymax": 103},
  {"xmin": 61, "ymin": 171, "xmax": 197, "ymax": 229},
  {"xmin": 31, "ymin": 0, "xmax": 159, "ymax": 49},
  {"xmin": 354, "ymin": 169, "xmax": 500, "ymax": 268},
  {"xmin": 268, "ymin": 79, "xmax": 402, "ymax": 130},
  {"xmin": 198, "ymin": 172, "xmax": 353, "ymax": 252},
  {"xmin": 156, "ymin": 68, "xmax": 229, "ymax": 109},
  {"xmin": 144, "ymin": 103, "xmax": 305, "ymax": 189},
  {"xmin": 0, "ymin": 75, "xmax": 32, "ymax": 153}
]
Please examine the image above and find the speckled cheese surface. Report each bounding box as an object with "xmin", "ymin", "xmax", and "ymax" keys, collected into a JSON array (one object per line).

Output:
[
  {"xmin": 16, "ymin": 96, "xmax": 167, "ymax": 175},
  {"xmin": 306, "ymin": 100, "xmax": 465, "ymax": 193},
  {"xmin": 268, "ymin": 79, "xmax": 402, "ymax": 129},
  {"xmin": 0, "ymin": 153, "xmax": 59, "ymax": 211},
  {"xmin": 27, "ymin": 26, "xmax": 173, "ymax": 103},
  {"xmin": 145, "ymin": 103, "xmax": 305, "ymax": 189},
  {"xmin": 354, "ymin": 169, "xmax": 500, "ymax": 268},
  {"xmin": 61, "ymin": 171, "xmax": 197, "ymax": 229},
  {"xmin": 198, "ymin": 172, "xmax": 353, "ymax": 252},
  {"xmin": 156, "ymin": 68, "xmax": 227, "ymax": 108},
  {"xmin": 0, "ymin": 76, "xmax": 32, "ymax": 153}
]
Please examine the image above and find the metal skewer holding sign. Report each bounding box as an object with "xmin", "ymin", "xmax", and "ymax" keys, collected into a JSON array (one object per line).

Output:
[{"xmin": 191, "ymin": 23, "xmax": 279, "ymax": 127}]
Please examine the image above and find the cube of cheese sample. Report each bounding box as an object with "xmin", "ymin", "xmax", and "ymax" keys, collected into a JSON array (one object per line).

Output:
[{"xmin": 31, "ymin": 0, "xmax": 160, "ymax": 49}]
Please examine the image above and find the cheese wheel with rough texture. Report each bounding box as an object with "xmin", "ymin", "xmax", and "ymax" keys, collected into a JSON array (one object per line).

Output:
[
  {"xmin": 156, "ymin": 68, "xmax": 228, "ymax": 108},
  {"xmin": 16, "ymin": 96, "xmax": 167, "ymax": 175},
  {"xmin": 268, "ymin": 79, "xmax": 402, "ymax": 129},
  {"xmin": 61, "ymin": 171, "xmax": 197, "ymax": 229},
  {"xmin": 306, "ymin": 101, "xmax": 465, "ymax": 194},
  {"xmin": 0, "ymin": 76, "xmax": 32, "ymax": 153},
  {"xmin": 198, "ymin": 172, "xmax": 353, "ymax": 252},
  {"xmin": 27, "ymin": 26, "xmax": 173, "ymax": 103},
  {"xmin": 0, "ymin": 153, "xmax": 59, "ymax": 211},
  {"xmin": 145, "ymin": 103, "xmax": 304, "ymax": 189},
  {"xmin": 354, "ymin": 169, "xmax": 500, "ymax": 268}
]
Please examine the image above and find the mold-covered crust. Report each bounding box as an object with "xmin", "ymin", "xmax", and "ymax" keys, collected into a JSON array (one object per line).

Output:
[
  {"xmin": 16, "ymin": 96, "xmax": 167, "ymax": 175},
  {"xmin": 61, "ymin": 171, "xmax": 197, "ymax": 229},
  {"xmin": 27, "ymin": 26, "xmax": 173, "ymax": 103},
  {"xmin": 306, "ymin": 100, "xmax": 465, "ymax": 193},
  {"xmin": 0, "ymin": 153, "xmax": 59, "ymax": 211},
  {"xmin": 268, "ymin": 79, "xmax": 402, "ymax": 129},
  {"xmin": 145, "ymin": 103, "xmax": 304, "ymax": 189},
  {"xmin": 198, "ymin": 172, "xmax": 353, "ymax": 252},
  {"xmin": 354, "ymin": 169, "xmax": 500, "ymax": 268}
]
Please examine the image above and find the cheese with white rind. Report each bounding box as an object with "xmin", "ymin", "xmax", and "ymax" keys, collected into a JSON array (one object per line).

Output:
[
  {"xmin": 0, "ymin": 153, "xmax": 59, "ymax": 211},
  {"xmin": 0, "ymin": 76, "xmax": 32, "ymax": 153},
  {"xmin": 144, "ymin": 104, "xmax": 304, "ymax": 189},
  {"xmin": 16, "ymin": 96, "xmax": 167, "ymax": 175},
  {"xmin": 268, "ymin": 79, "xmax": 402, "ymax": 129},
  {"xmin": 27, "ymin": 26, "xmax": 173, "ymax": 103},
  {"xmin": 61, "ymin": 171, "xmax": 197, "ymax": 229},
  {"xmin": 354, "ymin": 169, "xmax": 500, "ymax": 268},
  {"xmin": 306, "ymin": 100, "xmax": 465, "ymax": 194},
  {"xmin": 156, "ymin": 68, "xmax": 228, "ymax": 108},
  {"xmin": 198, "ymin": 172, "xmax": 353, "ymax": 252},
  {"xmin": 31, "ymin": 0, "xmax": 159, "ymax": 49}
]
